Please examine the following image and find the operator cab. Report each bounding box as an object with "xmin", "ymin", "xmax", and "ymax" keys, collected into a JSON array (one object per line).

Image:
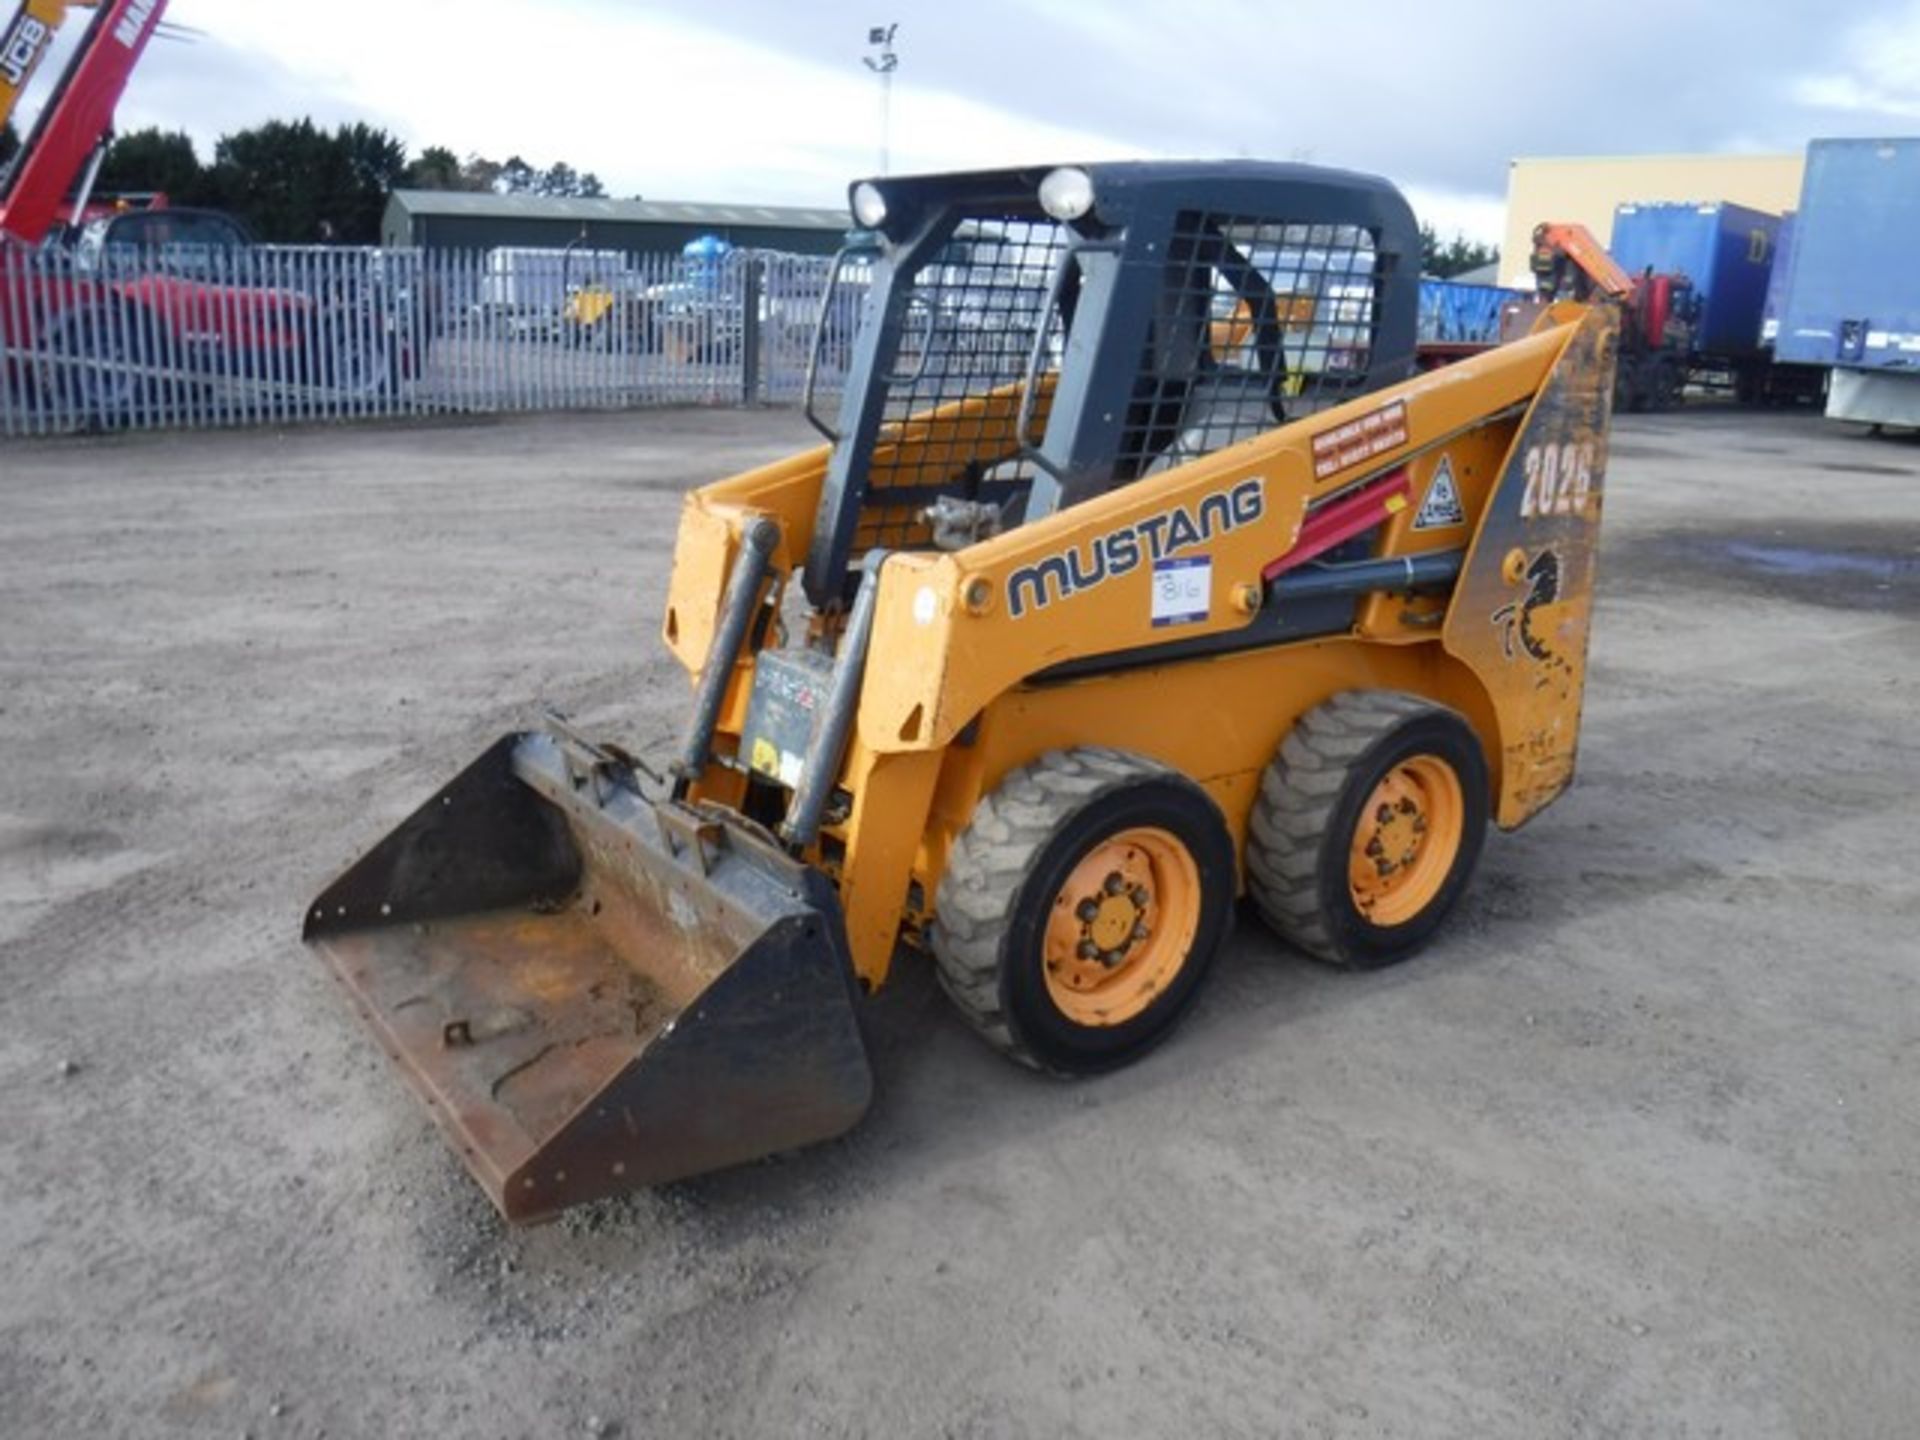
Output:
[
  {"xmin": 73, "ymin": 207, "xmax": 256, "ymax": 277},
  {"xmin": 801, "ymin": 160, "xmax": 1420, "ymax": 607}
]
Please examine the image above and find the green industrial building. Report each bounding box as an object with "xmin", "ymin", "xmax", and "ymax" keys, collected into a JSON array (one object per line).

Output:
[{"xmin": 380, "ymin": 190, "xmax": 851, "ymax": 255}]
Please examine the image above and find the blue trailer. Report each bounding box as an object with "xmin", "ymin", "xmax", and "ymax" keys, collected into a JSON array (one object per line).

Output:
[
  {"xmin": 1414, "ymin": 278, "xmax": 1527, "ymax": 369},
  {"xmin": 1775, "ymin": 137, "xmax": 1920, "ymax": 426},
  {"xmin": 1759, "ymin": 212, "xmax": 1796, "ymax": 351},
  {"xmin": 1609, "ymin": 200, "xmax": 1779, "ymax": 360},
  {"xmin": 1746, "ymin": 214, "xmax": 1831, "ymax": 406},
  {"xmin": 1417, "ymin": 279, "xmax": 1515, "ymax": 346}
]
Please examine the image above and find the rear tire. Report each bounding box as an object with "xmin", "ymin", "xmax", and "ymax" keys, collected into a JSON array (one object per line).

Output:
[
  {"xmin": 37, "ymin": 301, "xmax": 148, "ymax": 428},
  {"xmin": 1651, "ymin": 358, "xmax": 1683, "ymax": 410},
  {"xmin": 932, "ymin": 748, "xmax": 1236, "ymax": 1075},
  {"xmin": 1247, "ymin": 691, "xmax": 1488, "ymax": 970},
  {"xmin": 320, "ymin": 310, "xmax": 394, "ymax": 399}
]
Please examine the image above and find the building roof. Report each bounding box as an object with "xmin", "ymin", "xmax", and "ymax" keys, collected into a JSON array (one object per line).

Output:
[
  {"xmin": 386, "ymin": 189, "xmax": 850, "ymax": 230},
  {"xmin": 1448, "ymin": 260, "xmax": 1504, "ymax": 286}
]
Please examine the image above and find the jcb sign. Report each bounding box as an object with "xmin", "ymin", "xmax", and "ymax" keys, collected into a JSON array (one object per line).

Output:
[{"xmin": 2, "ymin": 14, "xmax": 52, "ymax": 88}]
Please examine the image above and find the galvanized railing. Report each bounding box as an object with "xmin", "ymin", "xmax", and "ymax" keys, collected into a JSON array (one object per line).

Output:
[{"xmin": 0, "ymin": 244, "xmax": 865, "ymax": 437}]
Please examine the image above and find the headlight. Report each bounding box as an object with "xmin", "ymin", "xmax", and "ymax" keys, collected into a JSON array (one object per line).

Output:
[
  {"xmin": 1038, "ymin": 166, "xmax": 1095, "ymax": 221},
  {"xmin": 851, "ymin": 181, "xmax": 889, "ymax": 229}
]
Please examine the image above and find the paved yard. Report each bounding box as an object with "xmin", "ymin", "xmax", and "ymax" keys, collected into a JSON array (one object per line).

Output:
[{"xmin": 1, "ymin": 403, "xmax": 1915, "ymax": 1437}]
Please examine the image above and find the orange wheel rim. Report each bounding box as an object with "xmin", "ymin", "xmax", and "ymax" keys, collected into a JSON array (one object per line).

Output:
[
  {"xmin": 1042, "ymin": 826, "xmax": 1200, "ymax": 1027},
  {"xmin": 1347, "ymin": 755, "xmax": 1464, "ymax": 927}
]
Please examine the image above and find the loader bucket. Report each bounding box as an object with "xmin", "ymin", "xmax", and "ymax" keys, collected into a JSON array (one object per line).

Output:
[{"xmin": 303, "ymin": 731, "xmax": 872, "ymax": 1223}]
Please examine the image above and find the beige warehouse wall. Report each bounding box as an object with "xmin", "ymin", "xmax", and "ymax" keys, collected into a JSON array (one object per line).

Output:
[{"xmin": 1501, "ymin": 153, "xmax": 1805, "ymax": 286}]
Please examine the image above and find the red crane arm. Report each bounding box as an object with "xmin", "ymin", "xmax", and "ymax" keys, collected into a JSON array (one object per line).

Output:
[{"xmin": 0, "ymin": 0, "xmax": 168, "ymax": 244}]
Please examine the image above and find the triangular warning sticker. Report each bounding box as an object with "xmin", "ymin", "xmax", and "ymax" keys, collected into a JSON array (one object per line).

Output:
[{"xmin": 1413, "ymin": 456, "xmax": 1465, "ymax": 529}]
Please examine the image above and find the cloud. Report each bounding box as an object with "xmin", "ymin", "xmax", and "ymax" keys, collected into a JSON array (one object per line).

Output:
[
  {"xmin": 1792, "ymin": 0, "xmax": 1920, "ymax": 120},
  {"xmin": 14, "ymin": 0, "xmax": 1920, "ymax": 245}
]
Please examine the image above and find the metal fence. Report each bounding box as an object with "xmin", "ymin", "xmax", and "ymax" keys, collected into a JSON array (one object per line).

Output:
[{"xmin": 0, "ymin": 244, "xmax": 868, "ymax": 437}]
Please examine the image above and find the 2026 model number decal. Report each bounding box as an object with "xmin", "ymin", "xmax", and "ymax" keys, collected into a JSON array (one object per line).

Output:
[{"xmin": 1519, "ymin": 440, "xmax": 1598, "ymax": 519}]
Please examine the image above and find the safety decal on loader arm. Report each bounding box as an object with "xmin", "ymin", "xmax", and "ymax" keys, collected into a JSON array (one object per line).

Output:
[{"xmin": 1443, "ymin": 304, "xmax": 1618, "ymax": 828}]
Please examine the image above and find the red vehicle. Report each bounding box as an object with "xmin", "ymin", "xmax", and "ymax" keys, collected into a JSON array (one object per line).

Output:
[
  {"xmin": 2, "ymin": 0, "xmax": 403, "ymax": 423},
  {"xmin": 1522, "ymin": 221, "xmax": 1694, "ymax": 411}
]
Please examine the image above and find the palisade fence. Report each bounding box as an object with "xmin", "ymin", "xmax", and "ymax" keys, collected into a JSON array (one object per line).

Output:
[{"xmin": 0, "ymin": 244, "xmax": 870, "ymax": 438}]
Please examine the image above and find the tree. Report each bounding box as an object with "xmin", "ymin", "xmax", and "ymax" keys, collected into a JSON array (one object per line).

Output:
[
  {"xmin": 459, "ymin": 153, "xmax": 503, "ymax": 193},
  {"xmin": 1420, "ymin": 222, "xmax": 1499, "ymax": 279},
  {"xmin": 497, "ymin": 154, "xmax": 536, "ymax": 194},
  {"xmin": 467, "ymin": 152, "xmax": 605, "ymax": 197},
  {"xmin": 402, "ymin": 144, "xmax": 465, "ymax": 190},
  {"xmin": 204, "ymin": 118, "xmax": 406, "ymax": 242},
  {"xmin": 539, "ymin": 161, "xmax": 604, "ymax": 199},
  {"xmin": 335, "ymin": 121, "xmax": 408, "ymax": 237},
  {"xmin": 97, "ymin": 128, "xmax": 207, "ymax": 200},
  {"xmin": 397, "ymin": 146, "xmax": 609, "ymax": 198}
]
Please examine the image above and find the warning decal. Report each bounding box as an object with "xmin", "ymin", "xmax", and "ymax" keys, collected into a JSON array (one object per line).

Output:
[
  {"xmin": 1311, "ymin": 399, "xmax": 1409, "ymax": 480},
  {"xmin": 1413, "ymin": 456, "xmax": 1465, "ymax": 530}
]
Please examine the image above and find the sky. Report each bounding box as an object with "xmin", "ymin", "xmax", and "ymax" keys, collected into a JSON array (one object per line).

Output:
[{"xmin": 18, "ymin": 0, "xmax": 1920, "ymax": 245}]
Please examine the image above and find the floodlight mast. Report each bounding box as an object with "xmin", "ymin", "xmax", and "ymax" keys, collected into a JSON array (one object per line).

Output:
[{"xmin": 862, "ymin": 22, "xmax": 899, "ymax": 175}]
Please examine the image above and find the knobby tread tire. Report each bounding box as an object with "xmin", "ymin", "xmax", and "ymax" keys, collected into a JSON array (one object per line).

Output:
[
  {"xmin": 1247, "ymin": 689, "xmax": 1475, "ymax": 967},
  {"xmin": 932, "ymin": 747, "xmax": 1190, "ymax": 1073}
]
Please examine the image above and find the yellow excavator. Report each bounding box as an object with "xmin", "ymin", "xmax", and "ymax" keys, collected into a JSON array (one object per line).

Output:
[{"xmin": 307, "ymin": 161, "xmax": 1617, "ymax": 1222}]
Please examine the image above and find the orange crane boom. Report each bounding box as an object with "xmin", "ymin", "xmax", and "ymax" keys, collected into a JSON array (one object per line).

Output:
[{"xmin": 1529, "ymin": 221, "xmax": 1636, "ymax": 301}]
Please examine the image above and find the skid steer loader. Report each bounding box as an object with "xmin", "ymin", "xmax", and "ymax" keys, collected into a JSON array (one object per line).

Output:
[{"xmin": 306, "ymin": 161, "xmax": 1617, "ymax": 1222}]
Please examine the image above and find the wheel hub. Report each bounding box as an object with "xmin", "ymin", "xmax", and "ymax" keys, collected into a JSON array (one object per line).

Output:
[
  {"xmin": 1347, "ymin": 755, "xmax": 1464, "ymax": 927},
  {"xmin": 1043, "ymin": 827, "xmax": 1200, "ymax": 1025}
]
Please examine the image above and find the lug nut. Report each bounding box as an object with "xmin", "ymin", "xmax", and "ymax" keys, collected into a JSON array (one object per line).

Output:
[
  {"xmin": 1076, "ymin": 899, "xmax": 1099, "ymax": 922},
  {"xmin": 1077, "ymin": 940, "xmax": 1098, "ymax": 959},
  {"xmin": 1104, "ymin": 872, "xmax": 1126, "ymax": 895},
  {"xmin": 1129, "ymin": 885, "xmax": 1150, "ymax": 908}
]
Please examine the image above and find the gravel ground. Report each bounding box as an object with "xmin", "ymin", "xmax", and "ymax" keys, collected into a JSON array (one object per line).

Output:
[{"xmin": 1, "ymin": 403, "xmax": 1916, "ymax": 1439}]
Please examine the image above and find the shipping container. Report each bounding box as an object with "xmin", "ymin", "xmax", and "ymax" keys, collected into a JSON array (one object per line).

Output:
[
  {"xmin": 1416, "ymin": 279, "xmax": 1520, "ymax": 348},
  {"xmin": 1774, "ymin": 138, "xmax": 1920, "ymax": 375},
  {"xmin": 1609, "ymin": 200, "xmax": 1780, "ymax": 357}
]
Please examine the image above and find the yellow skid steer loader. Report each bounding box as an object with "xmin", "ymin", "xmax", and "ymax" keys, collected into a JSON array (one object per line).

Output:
[{"xmin": 306, "ymin": 161, "xmax": 1617, "ymax": 1222}]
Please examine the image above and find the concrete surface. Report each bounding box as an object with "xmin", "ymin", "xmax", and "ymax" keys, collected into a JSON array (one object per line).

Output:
[{"xmin": 1, "ymin": 404, "xmax": 1916, "ymax": 1439}]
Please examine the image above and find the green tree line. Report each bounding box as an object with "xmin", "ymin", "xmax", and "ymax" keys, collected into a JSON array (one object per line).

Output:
[
  {"xmin": 1420, "ymin": 222, "xmax": 1500, "ymax": 279},
  {"xmin": 3, "ymin": 117, "xmax": 605, "ymax": 243}
]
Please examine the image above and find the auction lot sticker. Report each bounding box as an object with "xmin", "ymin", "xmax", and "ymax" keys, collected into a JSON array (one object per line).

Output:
[{"xmin": 1151, "ymin": 556, "xmax": 1210, "ymax": 626}]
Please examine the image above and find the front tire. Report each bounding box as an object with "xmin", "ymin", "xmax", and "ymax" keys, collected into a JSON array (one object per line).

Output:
[
  {"xmin": 932, "ymin": 748, "xmax": 1236, "ymax": 1075},
  {"xmin": 1247, "ymin": 691, "xmax": 1489, "ymax": 970},
  {"xmin": 37, "ymin": 302, "xmax": 149, "ymax": 428}
]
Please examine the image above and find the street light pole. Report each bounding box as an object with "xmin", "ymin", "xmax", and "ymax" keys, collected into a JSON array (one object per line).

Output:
[{"xmin": 863, "ymin": 23, "xmax": 899, "ymax": 175}]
